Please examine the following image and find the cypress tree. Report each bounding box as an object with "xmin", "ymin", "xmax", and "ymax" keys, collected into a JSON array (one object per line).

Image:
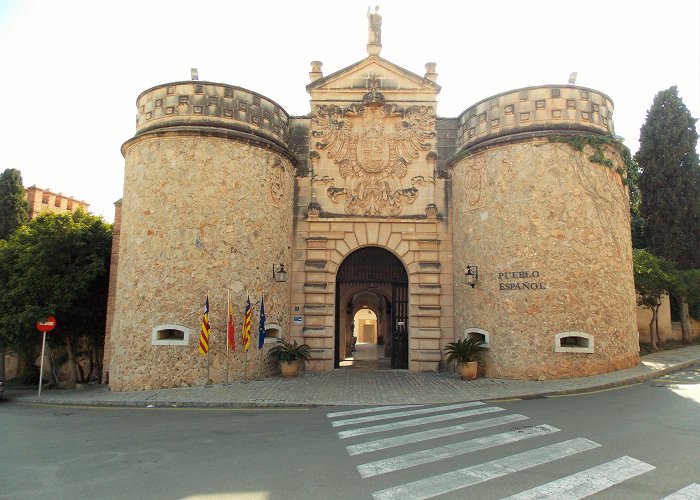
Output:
[
  {"xmin": 0, "ymin": 168, "xmax": 29, "ymax": 240},
  {"xmin": 636, "ymin": 86, "xmax": 700, "ymax": 342}
]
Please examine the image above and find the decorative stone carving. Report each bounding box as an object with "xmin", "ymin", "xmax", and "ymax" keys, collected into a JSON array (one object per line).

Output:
[
  {"xmin": 367, "ymin": 6, "xmax": 382, "ymax": 55},
  {"xmin": 462, "ymin": 158, "xmax": 487, "ymax": 211},
  {"xmin": 267, "ymin": 155, "xmax": 286, "ymax": 207},
  {"xmin": 312, "ymin": 85, "xmax": 436, "ymax": 216},
  {"xmin": 307, "ymin": 202, "xmax": 321, "ymax": 218}
]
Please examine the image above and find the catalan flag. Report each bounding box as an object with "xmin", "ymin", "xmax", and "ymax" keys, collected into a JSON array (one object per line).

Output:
[
  {"xmin": 227, "ymin": 291, "xmax": 235, "ymax": 351},
  {"xmin": 258, "ymin": 294, "xmax": 266, "ymax": 349},
  {"xmin": 198, "ymin": 294, "xmax": 211, "ymax": 355},
  {"xmin": 242, "ymin": 294, "xmax": 252, "ymax": 351}
]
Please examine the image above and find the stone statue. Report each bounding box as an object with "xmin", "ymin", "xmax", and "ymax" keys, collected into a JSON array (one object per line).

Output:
[{"xmin": 367, "ymin": 6, "xmax": 381, "ymax": 45}]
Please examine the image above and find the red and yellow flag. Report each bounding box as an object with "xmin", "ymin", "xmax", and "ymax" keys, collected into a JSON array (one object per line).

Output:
[
  {"xmin": 227, "ymin": 291, "xmax": 235, "ymax": 351},
  {"xmin": 242, "ymin": 294, "xmax": 252, "ymax": 351},
  {"xmin": 198, "ymin": 294, "xmax": 211, "ymax": 355}
]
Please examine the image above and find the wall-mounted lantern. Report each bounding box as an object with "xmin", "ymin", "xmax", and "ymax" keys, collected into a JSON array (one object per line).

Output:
[
  {"xmin": 465, "ymin": 265, "xmax": 478, "ymax": 288},
  {"xmin": 273, "ymin": 264, "xmax": 288, "ymax": 283}
]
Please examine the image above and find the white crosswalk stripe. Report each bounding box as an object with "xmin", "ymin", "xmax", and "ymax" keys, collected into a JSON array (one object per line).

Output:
[
  {"xmin": 357, "ymin": 424, "xmax": 559, "ymax": 478},
  {"xmin": 337, "ymin": 405, "xmax": 504, "ymax": 438},
  {"xmin": 346, "ymin": 413, "xmax": 529, "ymax": 456},
  {"xmin": 327, "ymin": 405, "xmax": 423, "ymax": 418},
  {"xmin": 661, "ymin": 483, "xmax": 700, "ymax": 499},
  {"xmin": 502, "ymin": 455, "xmax": 655, "ymax": 499},
  {"xmin": 327, "ymin": 402, "xmax": 672, "ymax": 498},
  {"xmin": 370, "ymin": 437, "xmax": 601, "ymax": 500},
  {"xmin": 330, "ymin": 401, "xmax": 484, "ymax": 427}
]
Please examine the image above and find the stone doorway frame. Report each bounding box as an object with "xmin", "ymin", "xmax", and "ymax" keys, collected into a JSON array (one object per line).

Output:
[
  {"xmin": 292, "ymin": 219, "xmax": 452, "ymax": 373},
  {"xmin": 334, "ymin": 246, "xmax": 409, "ymax": 368}
]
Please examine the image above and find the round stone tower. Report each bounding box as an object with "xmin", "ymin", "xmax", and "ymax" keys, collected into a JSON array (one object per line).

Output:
[
  {"xmin": 450, "ymin": 85, "xmax": 639, "ymax": 380},
  {"xmin": 109, "ymin": 81, "xmax": 295, "ymax": 391}
]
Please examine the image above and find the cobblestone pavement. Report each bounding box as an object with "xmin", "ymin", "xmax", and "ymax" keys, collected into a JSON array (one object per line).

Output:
[{"xmin": 7, "ymin": 345, "xmax": 700, "ymax": 408}]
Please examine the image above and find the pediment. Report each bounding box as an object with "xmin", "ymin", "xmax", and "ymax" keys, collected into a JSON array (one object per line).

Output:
[{"xmin": 307, "ymin": 56, "xmax": 440, "ymax": 95}]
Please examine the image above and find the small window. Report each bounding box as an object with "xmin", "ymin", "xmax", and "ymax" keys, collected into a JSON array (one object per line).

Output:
[
  {"xmin": 264, "ymin": 323, "xmax": 282, "ymax": 344},
  {"xmin": 464, "ymin": 328, "xmax": 490, "ymax": 349},
  {"xmin": 157, "ymin": 329, "xmax": 184, "ymax": 341},
  {"xmin": 554, "ymin": 331, "xmax": 593, "ymax": 353},
  {"xmin": 151, "ymin": 324, "xmax": 191, "ymax": 346}
]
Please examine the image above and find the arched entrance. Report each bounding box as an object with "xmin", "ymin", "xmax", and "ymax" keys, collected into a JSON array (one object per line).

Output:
[{"xmin": 335, "ymin": 247, "xmax": 409, "ymax": 369}]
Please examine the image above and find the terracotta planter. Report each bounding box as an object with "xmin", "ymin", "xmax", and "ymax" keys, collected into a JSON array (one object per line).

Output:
[
  {"xmin": 280, "ymin": 360, "xmax": 299, "ymax": 378},
  {"xmin": 458, "ymin": 361, "xmax": 478, "ymax": 380}
]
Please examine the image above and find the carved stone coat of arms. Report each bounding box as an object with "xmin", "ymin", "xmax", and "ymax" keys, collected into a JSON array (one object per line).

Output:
[{"xmin": 312, "ymin": 92, "xmax": 435, "ymax": 216}]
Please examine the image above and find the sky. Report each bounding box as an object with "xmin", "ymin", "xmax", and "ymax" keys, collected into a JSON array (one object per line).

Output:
[{"xmin": 0, "ymin": 0, "xmax": 698, "ymax": 223}]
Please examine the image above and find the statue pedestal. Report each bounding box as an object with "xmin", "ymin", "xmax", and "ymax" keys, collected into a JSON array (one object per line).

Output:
[{"xmin": 367, "ymin": 43, "xmax": 381, "ymax": 56}]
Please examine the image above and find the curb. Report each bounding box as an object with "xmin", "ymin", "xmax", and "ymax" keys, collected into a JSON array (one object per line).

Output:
[
  {"xmin": 5, "ymin": 356, "xmax": 698, "ymax": 409},
  {"xmin": 490, "ymin": 358, "xmax": 699, "ymax": 401}
]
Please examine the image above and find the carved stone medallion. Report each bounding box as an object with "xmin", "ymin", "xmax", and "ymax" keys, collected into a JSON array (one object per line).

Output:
[
  {"xmin": 267, "ymin": 156, "xmax": 286, "ymax": 207},
  {"xmin": 462, "ymin": 159, "xmax": 486, "ymax": 211}
]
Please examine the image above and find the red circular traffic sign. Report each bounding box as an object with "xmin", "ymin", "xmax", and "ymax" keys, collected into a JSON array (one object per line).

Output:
[{"xmin": 36, "ymin": 316, "xmax": 57, "ymax": 333}]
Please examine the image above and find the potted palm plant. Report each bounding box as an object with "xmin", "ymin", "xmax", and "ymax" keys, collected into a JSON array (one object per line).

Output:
[
  {"xmin": 444, "ymin": 337, "xmax": 486, "ymax": 380},
  {"xmin": 268, "ymin": 339, "xmax": 312, "ymax": 378}
]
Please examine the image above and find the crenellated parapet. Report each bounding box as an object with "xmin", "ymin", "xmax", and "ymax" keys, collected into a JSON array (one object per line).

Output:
[
  {"xmin": 132, "ymin": 81, "xmax": 290, "ymax": 150},
  {"xmin": 457, "ymin": 85, "xmax": 614, "ymax": 152}
]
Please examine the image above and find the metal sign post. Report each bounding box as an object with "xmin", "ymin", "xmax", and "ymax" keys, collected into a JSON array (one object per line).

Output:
[{"xmin": 36, "ymin": 316, "xmax": 56, "ymax": 396}]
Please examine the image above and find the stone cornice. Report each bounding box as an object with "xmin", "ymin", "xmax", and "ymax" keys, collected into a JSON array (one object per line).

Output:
[{"xmin": 121, "ymin": 126, "xmax": 298, "ymax": 165}]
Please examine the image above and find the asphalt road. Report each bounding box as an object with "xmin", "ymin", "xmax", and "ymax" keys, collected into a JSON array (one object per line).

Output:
[{"xmin": 0, "ymin": 368, "xmax": 698, "ymax": 499}]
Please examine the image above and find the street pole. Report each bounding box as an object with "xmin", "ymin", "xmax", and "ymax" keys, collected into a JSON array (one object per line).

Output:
[{"xmin": 38, "ymin": 331, "xmax": 47, "ymax": 397}]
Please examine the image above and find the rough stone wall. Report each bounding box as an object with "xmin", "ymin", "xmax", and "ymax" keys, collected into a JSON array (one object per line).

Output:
[
  {"xmin": 452, "ymin": 139, "xmax": 639, "ymax": 379},
  {"xmin": 102, "ymin": 200, "xmax": 122, "ymax": 377},
  {"xmin": 109, "ymin": 135, "xmax": 294, "ymax": 391}
]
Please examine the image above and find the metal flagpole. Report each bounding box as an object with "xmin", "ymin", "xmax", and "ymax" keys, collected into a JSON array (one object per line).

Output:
[
  {"xmin": 257, "ymin": 293, "xmax": 264, "ymax": 381},
  {"xmin": 206, "ymin": 290, "xmax": 210, "ymax": 385},
  {"xmin": 244, "ymin": 350, "xmax": 248, "ymax": 383},
  {"xmin": 38, "ymin": 331, "xmax": 47, "ymax": 397},
  {"xmin": 225, "ymin": 289, "xmax": 230, "ymax": 384},
  {"xmin": 243, "ymin": 290, "xmax": 249, "ymax": 384}
]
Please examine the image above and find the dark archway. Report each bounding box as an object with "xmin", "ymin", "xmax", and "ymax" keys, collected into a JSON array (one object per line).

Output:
[{"xmin": 335, "ymin": 247, "xmax": 409, "ymax": 369}]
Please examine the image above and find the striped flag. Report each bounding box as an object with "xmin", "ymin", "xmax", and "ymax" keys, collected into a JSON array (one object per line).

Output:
[
  {"xmin": 242, "ymin": 294, "xmax": 252, "ymax": 351},
  {"xmin": 227, "ymin": 291, "xmax": 235, "ymax": 351},
  {"xmin": 198, "ymin": 294, "xmax": 211, "ymax": 355},
  {"xmin": 258, "ymin": 294, "xmax": 266, "ymax": 349}
]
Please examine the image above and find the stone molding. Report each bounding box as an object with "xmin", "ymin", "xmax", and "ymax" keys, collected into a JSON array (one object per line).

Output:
[
  {"xmin": 456, "ymin": 85, "xmax": 614, "ymax": 152},
  {"xmin": 121, "ymin": 127, "xmax": 297, "ymax": 165},
  {"xmin": 134, "ymin": 81, "xmax": 290, "ymax": 149}
]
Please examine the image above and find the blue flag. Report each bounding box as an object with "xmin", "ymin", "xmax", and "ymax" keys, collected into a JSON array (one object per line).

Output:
[{"xmin": 258, "ymin": 295, "xmax": 266, "ymax": 349}]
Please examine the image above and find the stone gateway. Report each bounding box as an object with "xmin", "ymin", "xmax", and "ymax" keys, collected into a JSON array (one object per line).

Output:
[{"xmin": 104, "ymin": 11, "xmax": 638, "ymax": 391}]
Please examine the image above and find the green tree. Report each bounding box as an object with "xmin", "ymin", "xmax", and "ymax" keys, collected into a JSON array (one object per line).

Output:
[
  {"xmin": 633, "ymin": 249, "xmax": 677, "ymax": 350},
  {"xmin": 0, "ymin": 168, "xmax": 30, "ymax": 383},
  {"xmin": 636, "ymin": 86, "xmax": 700, "ymax": 343},
  {"xmin": 0, "ymin": 168, "xmax": 29, "ymax": 240},
  {"xmin": 676, "ymin": 269, "xmax": 700, "ymax": 321},
  {"xmin": 0, "ymin": 209, "xmax": 111, "ymax": 386},
  {"xmin": 626, "ymin": 157, "xmax": 646, "ymax": 249}
]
